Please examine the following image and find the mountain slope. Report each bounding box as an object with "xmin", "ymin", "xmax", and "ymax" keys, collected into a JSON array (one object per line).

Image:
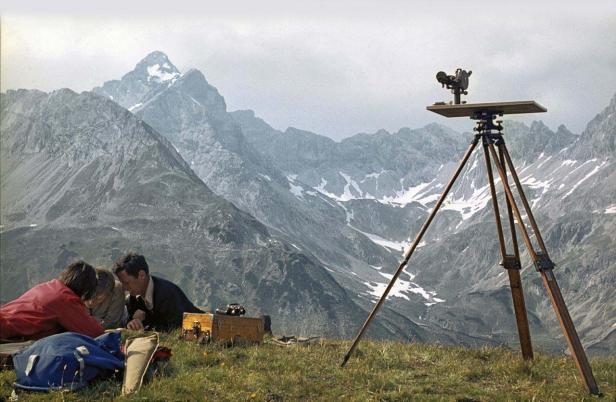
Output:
[
  {"xmin": 93, "ymin": 53, "xmax": 463, "ymax": 339},
  {"xmin": 94, "ymin": 52, "xmax": 400, "ymax": 277},
  {"xmin": 0, "ymin": 88, "xmax": 394, "ymax": 338},
  {"xmin": 231, "ymin": 98, "xmax": 616, "ymax": 354}
]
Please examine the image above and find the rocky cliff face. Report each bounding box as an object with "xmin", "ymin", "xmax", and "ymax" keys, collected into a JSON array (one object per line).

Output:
[{"xmin": 568, "ymin": 94, "xmax": 616, "ymax": 160}]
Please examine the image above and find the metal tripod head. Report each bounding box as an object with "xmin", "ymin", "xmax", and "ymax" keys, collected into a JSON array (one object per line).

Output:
[{"xmin": 471, "ymin": 110, "xmax": 505, "ymax": 146}]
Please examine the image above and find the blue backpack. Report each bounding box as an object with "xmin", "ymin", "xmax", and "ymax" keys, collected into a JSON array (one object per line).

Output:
[{"xmin": 12, "ymin": 332, "xmax": 125, "ymax": 391}]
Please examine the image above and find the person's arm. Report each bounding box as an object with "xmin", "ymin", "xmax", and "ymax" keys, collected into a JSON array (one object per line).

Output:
[
  {"xmin": 56, "ymin": 299, "xmax": 104, "ymax": 338},
  {"xmin": 126, "ymin": 295, "xmax": 149, "ymax": 330},
  {"xmin": 151, "ymin": 289, "xmax": 181, "ymax": 330},
  {"xmin": 126, "ymin": 295, "xmax": 138, "ymax": 319},
  {"xmin": 159, "ymin": 283, "xmax": 201, "ymax": 329}
]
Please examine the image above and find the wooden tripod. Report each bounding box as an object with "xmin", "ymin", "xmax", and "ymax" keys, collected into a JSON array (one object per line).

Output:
[{"xmin": 341, "ymin": 105, "xmax": 600, "ymax": 395}]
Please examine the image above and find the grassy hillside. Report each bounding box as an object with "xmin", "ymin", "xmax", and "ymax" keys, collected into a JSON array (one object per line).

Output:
[{"xmin": 1, "ymin": 331, "xmax": 614, "ymax": 401}]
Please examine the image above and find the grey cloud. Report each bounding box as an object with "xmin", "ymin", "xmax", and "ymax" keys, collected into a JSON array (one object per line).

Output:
[{"xmin": 1, "ymin": 8, "xmax": 615, "ymax": 140}]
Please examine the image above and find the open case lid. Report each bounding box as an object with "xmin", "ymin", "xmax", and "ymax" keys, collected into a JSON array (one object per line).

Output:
[{"xmin": 427, "ymin": 100, "xmax": 546, "ymax": 118}]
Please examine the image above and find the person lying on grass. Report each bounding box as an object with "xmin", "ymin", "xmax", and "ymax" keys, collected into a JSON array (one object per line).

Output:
[
  {"xmin": 0, "ymin": 261, "xmax": 104, "ymax": 341},
  {"xmin": 86, "ymin": 267, "xmax": 129, "ymax": 329},
  {"xmin": 113, "ymin": 252, "xmax": 202, "ymax": 331}
]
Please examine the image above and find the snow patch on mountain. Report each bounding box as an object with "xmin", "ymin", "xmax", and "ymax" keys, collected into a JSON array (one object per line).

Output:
[
  {"xmin": 187, "ymin": 95, "xmax": 203, "ymax": 107},
  {"xmin": 338, "ymin": 202, "xmax": 354, "ymax": 224},
  {"xmin": 441, "ymin": 183, "xmax": 492, "ymax": 221},
  {"xmin": 287, "ymin": 175, "xmax": 304, "ymax": 199},
  {"xmin": 362, "ymin": 170, "xmax": 386, "ymax": 182},
  {"xmin": 521, "ymin": 176, "xmax": 554, "ymax": 208},
  {"xmin": 380, "ymin": 180, "xmax": 438, "ymax": 207},
  {"xmin": 364, "ymin": 270, "xmax": 445, "ymax": 305},
  {"xmin": 128, "ymin": 103, "xmax": 142, "ymax": 112},
  {"xmin": 311, "ymin": 175, "xmax": 360, "ymax": 202},
  {"xmin": 535, "ymin": 153, "xmax": 553, "ymax": 169},
  {"xmin": 351, "ymin": 226, "xmax": 425, "ymax": 254},
  {"xmin": 313, "ymin": 174, "xmax": 441, "ymax": 209},
  {"xmin": 314, "ymin": 178, "xmax": 341, "ymax": 200},
  {"xmin": 147, "ymin": 64, "xmax": 180, "ymax": 83},
  {"xmin": 339, "ymin": 172, "xmax": 362, "ymax": 201},
  {"xmin": 354, "ymin": 229, "xmax": 408, "ymax": 252},
  {"xmin": 563, "ymin": 159, "xmax": 608, "ymax": 198}
]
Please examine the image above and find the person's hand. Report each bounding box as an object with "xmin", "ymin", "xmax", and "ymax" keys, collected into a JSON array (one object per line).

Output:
[
  {"xmin": 127, "ymin": 318, "xmax": 144, "ymax": 331},
  {"xmin": 133, "ymin": 309, "xmax": 146, "ymax": 321}
]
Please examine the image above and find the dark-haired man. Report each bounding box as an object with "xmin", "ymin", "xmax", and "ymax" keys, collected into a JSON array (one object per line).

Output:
[
  {"xmin": 113, "ymin": 253, "xmax": 202, "ymax": 331},
  {"xmin": 0, "ymin": 261, "xmax": 105, "ymax": 341}
]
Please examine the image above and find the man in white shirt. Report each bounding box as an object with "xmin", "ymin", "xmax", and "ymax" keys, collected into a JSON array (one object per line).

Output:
[{"xmin": 114, "ymin": 253, "xmax": 202, "ymax": 331}]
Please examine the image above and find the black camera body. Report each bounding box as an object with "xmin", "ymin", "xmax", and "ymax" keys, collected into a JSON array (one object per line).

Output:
[
  {"xmin": 216, "ymin": 303, "xmax": 246, "ymax": 316},
  {"xmin": 436, "ymin": 68, "xmax": 472, "ymax": 104}
]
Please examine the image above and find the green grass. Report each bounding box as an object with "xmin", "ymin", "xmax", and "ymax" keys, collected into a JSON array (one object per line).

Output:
[{"xmin": 1, "ymin": 331, "xmax": 614, "ymax": 401}]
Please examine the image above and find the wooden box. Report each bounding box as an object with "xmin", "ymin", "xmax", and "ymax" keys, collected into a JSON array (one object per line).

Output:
[{"xmin": 182, "ymin": 313, "xmax": 265, "ymax": 344}]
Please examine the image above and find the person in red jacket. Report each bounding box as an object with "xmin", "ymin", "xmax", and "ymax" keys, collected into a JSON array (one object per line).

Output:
[{"xmin": 0, "ymin": 261, "xmax": 105, "ymax": 341}]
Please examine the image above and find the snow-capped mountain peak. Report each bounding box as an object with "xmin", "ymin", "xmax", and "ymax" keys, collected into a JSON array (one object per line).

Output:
[{"xmin": 93, "ymin": 51, "xmax": 181, "ymax": 109}]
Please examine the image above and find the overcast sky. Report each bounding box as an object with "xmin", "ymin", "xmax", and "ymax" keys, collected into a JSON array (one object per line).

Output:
[{"xmin": 2, "ymin": 1, "xmax": 615, "ymax": 140}]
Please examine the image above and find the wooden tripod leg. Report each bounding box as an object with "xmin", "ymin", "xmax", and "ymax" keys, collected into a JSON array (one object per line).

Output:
[
  {"xmin": 506, "ymin": 269, "xmax": 533, "ymax": 360},
  {"xmin": 489, "ymin": 143, "xmax": 600, "ymax": 395},
  {"xmin": 540, "ymin": 269, "xmax": 600, "ymax": 395},
  {"xmin": 497, "ymin": 145, "xmax": 533, "ymax": 361},
  {"xmin": 498, "ymin": 144, "xmax": 600, "ymax": 395},
  {"xmin": 482, "ymin": 143, "xmax": 507, "ymax": 257},
  {"xmin": 540, "ymin": 270, "xmax": 600, "ymax": 394},
  {"xmin": 341, "ymin": 139, "xmax": 480, "ymax": 367}
]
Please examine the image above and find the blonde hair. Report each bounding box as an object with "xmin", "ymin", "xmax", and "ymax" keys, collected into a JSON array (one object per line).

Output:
[{"xmin": 94, "ymin": 268, "xmax": 115, "ymax": 298}]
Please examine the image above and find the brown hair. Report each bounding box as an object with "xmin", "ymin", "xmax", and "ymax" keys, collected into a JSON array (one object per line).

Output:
[
  {"xmin": 94, "ymin": 268, "xmax": 115, "ymax": 299},
  {"xmin": 58, "ymin": 261, "xmax": 97, "ymax": 300},
  {"xmin": 113, "ymin": 252, "xmax": 149, "ymax": 278}
]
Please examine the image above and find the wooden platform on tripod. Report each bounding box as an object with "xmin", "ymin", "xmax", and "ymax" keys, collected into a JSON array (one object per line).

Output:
[{"xmin": 427, "ymin": 101, "xmax": 546, "ymax": 118}]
